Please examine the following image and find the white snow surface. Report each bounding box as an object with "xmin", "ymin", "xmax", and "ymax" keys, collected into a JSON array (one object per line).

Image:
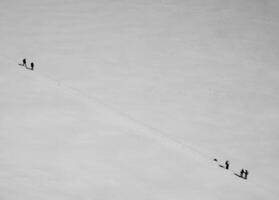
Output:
[{"xmin": 1, "ymin": 0, "xmax": 279, "ymax": 199}]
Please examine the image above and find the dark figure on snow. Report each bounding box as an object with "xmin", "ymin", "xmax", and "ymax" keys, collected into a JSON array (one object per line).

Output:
[
  {"xmin": 22, "ymin": 58, "xmax": 27, "ymax": 67},
  {"xmin": 244, "ymin": 170, "xmax": 249, "ymax": 180},
  {"xmin": 30, "ymin": 62, "xmax": 34, "ymax": 71},
  {"xmin": 225, "ymin": 160, "xmax": 229, "ymax": 170},
  {"xmin": 240, "ymin": 169, "xmax": 245, "ymax": 178}
]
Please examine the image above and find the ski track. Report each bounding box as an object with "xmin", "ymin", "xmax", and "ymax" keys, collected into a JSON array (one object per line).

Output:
[
  {"xmin": 1, "ymin": 1, "xmax": 279, "ymax": 197},
  {"xmin": 1, "ymin": 56, "xmax": 277, "ymax": 197}
]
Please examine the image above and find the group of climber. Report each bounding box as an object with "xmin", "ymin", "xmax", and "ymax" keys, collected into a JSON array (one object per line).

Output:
[
  {"xmin": 239, "ymin": 168, "xmax": 249, "ymax": 180},
  {"xmin": 21, "ymin": 58, "xmax": 34, "ymax": 71},
  {"xmin": 214, "ymin": 159, "xmax": 249, "ymax": 180}
]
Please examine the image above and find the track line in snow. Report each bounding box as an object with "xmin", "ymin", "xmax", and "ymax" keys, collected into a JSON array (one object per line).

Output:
[{"xmin": 1, "ymin": 56, "xmax": 277, "ymax": 196}]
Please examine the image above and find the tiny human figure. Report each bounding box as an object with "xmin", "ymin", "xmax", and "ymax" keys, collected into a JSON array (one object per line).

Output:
[
  {"xmin": 225, "ymin": 160, "xmax": 229, "ymax": 170},
  {"xmin": 30, "ymin": 62, "xmax": 34, "ymax": 71},
  {"xmin": 23, "ymin": 58, "xmax": 27, "ymax": 67},
  {"xmin": 240, "ymin": 169, "xmax": 245, "ymax": 178},
  {"xmin": 244, "ymin": 169, "xmax": 249, "ymax": 180}
]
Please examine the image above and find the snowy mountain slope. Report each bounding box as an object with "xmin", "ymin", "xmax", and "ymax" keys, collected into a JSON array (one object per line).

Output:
[
  {"xmin": 0, "ymin": 0, "xmax": 279, "ymax": 199},
  {"xmin": 0, "ymin": 61, "xmax": 277, "ymax": 200}
]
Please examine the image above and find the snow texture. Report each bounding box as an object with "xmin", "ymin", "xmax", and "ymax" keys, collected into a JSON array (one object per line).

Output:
[{"xmin": 0, "ymin": 0, "xmax": 279, "ymax": 199}]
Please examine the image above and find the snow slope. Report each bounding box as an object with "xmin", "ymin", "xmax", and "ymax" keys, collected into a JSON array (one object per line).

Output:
[
  {"xmin": 0, "ymin": 60, "xmax": 276, "ymax": 200},
  {"xmin": 1, "ymin": 0, "xmax": 279, "ymax": 199}
]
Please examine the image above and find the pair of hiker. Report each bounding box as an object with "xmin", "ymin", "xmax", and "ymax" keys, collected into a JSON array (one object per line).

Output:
[
  {"xmin": 240, "ymin": 169, "xmax": 249, "ymax": 179},
  {"xmin": 22, "ymin": 58, "xmax": 34, "ymax": 71},
  {"xmin": 224, "ymin": 160, "xmax": 249, "ymax": 180}
]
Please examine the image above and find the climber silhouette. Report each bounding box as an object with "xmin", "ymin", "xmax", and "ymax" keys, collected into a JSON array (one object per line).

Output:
[
  {"xmin": 244, "ymin": 170, "xmax": 249, "ymax": 179},
  {"xmin": 225, "ymin": 160, "xmax": 229, "ymax": 170},
  {"xmin": 22, "ymin": 58, "xmax": 27, "ymax": 67},
  {"xmin": 240, "ymin": 169, "xmax": 245, "ymax": 178},
  {"xmin": 30, "ymin": 62, "xmax": 34, "ymax": 71}
]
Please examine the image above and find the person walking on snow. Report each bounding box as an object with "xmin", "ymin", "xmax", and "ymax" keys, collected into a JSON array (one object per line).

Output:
[
  {"xmin": 22, "ymin": 58, "xmax": 27, "ymax": 67},
  {"xmin": 30, "ymin": 62, "xmax": 34, "ymax": 71},
  {"xmin": 240, "ymin": 169, "xmax": 245, "ymax": 178},
  {"xmin": 225, "ymin": 160, "xmax": 229, "ymax": 170},
  {"xmin": 244, "ymin": 169, "xmax": 249, "ymax": 179}
]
